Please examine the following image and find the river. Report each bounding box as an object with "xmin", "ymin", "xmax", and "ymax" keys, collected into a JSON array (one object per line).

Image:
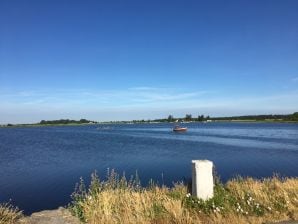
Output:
[{"xmin": 0, "ymin": 122, "xmax": 297, "ymax": 214}]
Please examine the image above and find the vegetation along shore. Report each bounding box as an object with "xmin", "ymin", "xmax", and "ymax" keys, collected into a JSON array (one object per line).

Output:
[
  {"xmin": 1, "ymin": 171, "xmax": 297, "ymax": 224},
  {"xmin": 1, "ymin": 112, "xmax": 298, "ymax": 128}
]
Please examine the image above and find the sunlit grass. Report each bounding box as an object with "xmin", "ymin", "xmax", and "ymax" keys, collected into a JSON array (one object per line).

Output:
[
  {"xmin": 70, "ymin": 170, "xmax": 298, "ymax": 224},
  {"xmin": 0, "ymin": 202, "xmax": 23, "ymax": 224}
]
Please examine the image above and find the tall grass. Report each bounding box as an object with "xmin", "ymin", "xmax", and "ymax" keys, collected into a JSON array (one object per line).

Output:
[
  {"xmin": 0, "ymin": 202, "xmax": 23, "ymax": 224},
  {"xmin": 70, "ymin": 170, "xmax": 298, "ymax": 224}
]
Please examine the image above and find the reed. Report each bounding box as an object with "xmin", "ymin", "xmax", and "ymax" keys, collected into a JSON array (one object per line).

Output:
[
  {"xmin": 69, "ymin": 170, "xmax": 298, "ymax": 224},
  {"xmin": 0, "ymin": 202, "xmax": 23, "ymax": 224}
]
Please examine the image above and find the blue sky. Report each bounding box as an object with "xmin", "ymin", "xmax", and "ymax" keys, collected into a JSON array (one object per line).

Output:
[{"xmin": 0, "ymin": 0, "xmax": 298, "ymax": 123}]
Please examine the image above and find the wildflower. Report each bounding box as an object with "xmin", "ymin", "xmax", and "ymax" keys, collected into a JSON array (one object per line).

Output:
[
  {"xmin": 245, "ymin": 212, "xmax": 248, "ymax": 215},
  {"xmin": 268, "ymin": 207, "xmax": 272, "ymax": 211},
  {"xmin": 186, "ymin": 193, "xmax": 191, "ymax": 198}
]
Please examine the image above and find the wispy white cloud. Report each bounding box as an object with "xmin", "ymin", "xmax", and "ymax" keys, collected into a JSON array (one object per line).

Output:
[
  {"xmin": 1, "ymin": 87, "xmax": 298, "ymax": 123},
  {"xmin": 0, "ymin": 87, "xmax": 209, "ymax": 108},
  {"xmin": 128, "ymin": 86, "xmax": 159, "ymax": 91}
]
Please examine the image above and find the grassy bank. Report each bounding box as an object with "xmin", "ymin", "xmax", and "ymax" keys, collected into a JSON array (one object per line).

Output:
[
  {"xmin": 1, "ymin": 173, "xmax": 297, "ymax": 224},
  {"xmin": 69, "ymin": 171, "xmax": 298, "ymax": 224},
  {"xmin": 0, "ymin": 202, "xmax": 23, "ymax": 224}
]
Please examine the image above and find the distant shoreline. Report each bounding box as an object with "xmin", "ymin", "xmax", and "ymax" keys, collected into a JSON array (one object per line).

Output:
[
  {"xmin": 2, "ymin": 112, "xmax": 298, "ymax": 127},
  {"xmin": 1, "ymin": 112, "xmax": 298, "ymax": 127},
  {"xmin": 0, "ymin": 122, "xmax": 96, "ymax": 128},
  {"xmin": 1, "ymin": 119, "xmax": 298, "ymax": 129}
]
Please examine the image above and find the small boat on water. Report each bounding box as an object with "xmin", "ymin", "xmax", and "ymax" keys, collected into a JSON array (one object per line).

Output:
[{"xmin": 173, "ymin": 125, "xmax": 187, "ymax": 132}]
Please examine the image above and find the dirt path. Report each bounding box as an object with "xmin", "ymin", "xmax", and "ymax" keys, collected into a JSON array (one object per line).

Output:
[
  {"xmin": 16, "ymin": 207, "xmax": 298, "ymax": 224},
  {"xmin": 18, "ymin": 207, "xmax": 80, "ymax": 224}
]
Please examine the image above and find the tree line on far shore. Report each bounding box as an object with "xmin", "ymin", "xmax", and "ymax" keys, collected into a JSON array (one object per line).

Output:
[
  {"xmin": 39, "ymin": 119, "xmax": 97, "ymax": 125},
  {"xmin": 3, "ymin": 112, "xmax": 298, "ymax": 127},
  {"xmin": 131, "ymin": 112, "xmax": 298, "ymax": 123},
  {"xmin": 165, "ymin": 114, "xmax": 210, "ymax": 122},
  {"xmin": 36, "ymin": 112, "xmax": 298, "ymax": 125},
  {"xmin": 212, "ymin": 112, "xmax": 298, "ymax": 122},
  {"xmin": 28, "ymin": 112, "xmax": 298, "ymax": 125}
]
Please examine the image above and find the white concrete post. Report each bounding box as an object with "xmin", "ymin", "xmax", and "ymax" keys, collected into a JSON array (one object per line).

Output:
[{"xmin": 192, "ymin": 160, "xmax": 214, "ymax": 200}]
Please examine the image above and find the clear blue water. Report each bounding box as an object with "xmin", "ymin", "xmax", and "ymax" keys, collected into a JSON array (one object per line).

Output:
[{"xmin": 0, "ymin": 122, "xmax": 298, "ymax": 214}]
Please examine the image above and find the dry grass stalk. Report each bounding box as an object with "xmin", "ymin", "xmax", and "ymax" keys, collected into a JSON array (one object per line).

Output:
[
  {"xmin": 0, "ymin": 202, "xmax": 23, "ymax": 224},
  {"xmin": 70, "ymin": 171, "xmax": 298, "ymax": 224}
]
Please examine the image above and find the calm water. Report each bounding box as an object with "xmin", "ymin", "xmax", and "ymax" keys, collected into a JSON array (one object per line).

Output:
[{"xmin": 0, "ymin": 122, "xmax": 298, "ymax": 214}]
